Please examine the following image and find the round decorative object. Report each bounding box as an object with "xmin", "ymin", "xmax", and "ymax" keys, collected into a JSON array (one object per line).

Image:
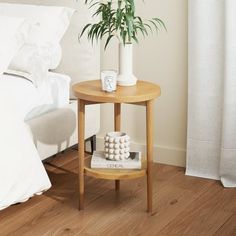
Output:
[{"xmin": 104, "ymin": 131, "xmax": 130, "ymax": 161}]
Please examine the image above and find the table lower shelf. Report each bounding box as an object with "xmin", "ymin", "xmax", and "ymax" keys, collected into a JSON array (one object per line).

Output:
[{"xmin": 84, "ymin": 156, "xmax": 147, "ymax": 180}]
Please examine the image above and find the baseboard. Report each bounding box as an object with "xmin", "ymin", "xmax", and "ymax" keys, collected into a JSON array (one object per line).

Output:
[{"xmin": 96, "ymin": 136, "xmax": 186, "ymax": 167}]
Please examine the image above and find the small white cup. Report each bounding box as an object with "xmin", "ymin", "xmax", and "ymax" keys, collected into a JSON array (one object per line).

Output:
[{"xmin": 101, "ymin": 70, "xmax": 117, "ymax": 92}]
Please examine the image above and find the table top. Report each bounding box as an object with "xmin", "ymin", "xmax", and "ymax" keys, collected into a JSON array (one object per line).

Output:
[{"xmin": 72, "ymin": 80, "xmax": 161, "ymax": 103}]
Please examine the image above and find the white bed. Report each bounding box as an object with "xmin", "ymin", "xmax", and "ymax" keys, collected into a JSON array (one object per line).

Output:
[
  {"xmin": 0, "ymin": 1, "xmax": 100, "ymax": 210},
  {"xmin": 25, "ymin": 72, "xmax": 71, "ymax": 121},
  {"xmin": 0, "ymin": 74, "xmax": 52, "ymax": 210},
  {"xmin": 26, "ymin": 71, "xmax": 100, "ymax": 161},
  {"xmin": 0, "ymin": 72, "xmax": 100, "ymax": 210}
]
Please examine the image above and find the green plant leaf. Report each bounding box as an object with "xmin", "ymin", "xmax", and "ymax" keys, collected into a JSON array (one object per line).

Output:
[
  {"xmin": 88, "ymin": 1, "xmax": 99, "ymax": 10},
  {"xmin": 104, "ymin": 34, "xmax": 114, "ymax": 49},
  {"xmin": 153, "ymin": 17, "xmax": 167, "ymax": 31},
  {"xmin": 80, "ymin": 0, "xmax": 166, "ymax": 49},
  {"xmin": 79, "ymin": 23, "xmax": 92, "ymax": 38}
]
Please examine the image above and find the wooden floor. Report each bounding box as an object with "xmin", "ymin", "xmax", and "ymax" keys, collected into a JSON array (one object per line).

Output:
[{"xmin": 0, "ymin": 149, "xmax": 235, "ymax": 236}]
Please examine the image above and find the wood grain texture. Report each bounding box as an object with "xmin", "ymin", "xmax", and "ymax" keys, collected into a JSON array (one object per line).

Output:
[
  {"xmin": 0, "ymin": 149, "xmax": 235, "ymax": 236},
  {"xmin": 146, "ymin": 99, "xmax": 154, "ymax": 212},
  {"xmin": 114, "ymin": 103, "xmax": 121, "ymax": 191},
  {"xmin": 72, "ymin": 80, "xmax": 161, "ymax": 103},
  {"xmin": 78, "ymin": 99, "xmax": 85, "ymax": 210},
  {"xmin": 214, "ymin": 213, "xmax": 236, "ymax": 236},
  {"xmin": 73, "ymin": 81, "xmax": 160, "ymax": 211}
]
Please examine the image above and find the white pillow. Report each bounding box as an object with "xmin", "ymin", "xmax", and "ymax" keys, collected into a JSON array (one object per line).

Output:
[
  {"xmin": 39, "ymin": 42, "xmax": 62, "ymax": 70},
  {"xmin": 0, "ymin": 3, "xmax": 75, "ymax": 45},
  {"xmin": 7, "ymin": 42, "xmax": 62, "ymax": 87},
  {"xmin": 6, "ymin": 44, "xmax": 48, "ymax": 88},
  {"xmin": 0, "ymin": 15, "xmax": 29, "ymax": 75}
]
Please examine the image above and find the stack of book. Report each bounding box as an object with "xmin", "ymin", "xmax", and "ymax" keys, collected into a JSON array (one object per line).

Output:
[{"xmin": 91, "ymin": 151, "xmax": 142, "ymax": 169}]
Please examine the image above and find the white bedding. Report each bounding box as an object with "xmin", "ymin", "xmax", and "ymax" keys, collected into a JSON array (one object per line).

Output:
[
  {"xmin": 0, "ymin": 74, "xmax": 51, "ymax": 210},
  {"xmin": 25, "ymin": 72, "xmax": 70, "ymax": 120}
]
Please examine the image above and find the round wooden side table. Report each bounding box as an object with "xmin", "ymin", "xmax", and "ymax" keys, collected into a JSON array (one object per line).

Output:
[{"xmin": 73, "ymin": 80, "xmax": 161, "ymax": 212}]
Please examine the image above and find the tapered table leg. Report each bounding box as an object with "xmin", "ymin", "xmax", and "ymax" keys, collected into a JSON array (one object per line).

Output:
[
  {"xmin": 146, "ymin": 100, "xmax": 154, "ymax": 212},
  {"xmin": 78, "ymin": 99, "xmax": 85, "ymax": 210},
  {"xmin": 114, "ymin": 103, "xmax": 121, "ymax": 191}
]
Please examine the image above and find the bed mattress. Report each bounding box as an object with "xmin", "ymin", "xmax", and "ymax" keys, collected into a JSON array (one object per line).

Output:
[{"xmin": 25, "ymin": 72, "xmax": 71, "ymax": 121}]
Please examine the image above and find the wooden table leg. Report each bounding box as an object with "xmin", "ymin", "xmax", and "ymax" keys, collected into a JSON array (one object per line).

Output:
[
  {"xmin": 114, "ymin": 103, "xmax": 121, "ymax": 191},
  {"xmin": 78, "ymin": 99, "xmax": 85, "ymax": 210},
  {"xmin": 146, "ymin": 100, "xmax": 154, "ymax": 212}
]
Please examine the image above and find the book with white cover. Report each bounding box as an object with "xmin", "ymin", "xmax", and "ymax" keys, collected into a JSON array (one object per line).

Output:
[{"xmin": 91, "ymin": 151, "xmax": 142, "ymax": 169}]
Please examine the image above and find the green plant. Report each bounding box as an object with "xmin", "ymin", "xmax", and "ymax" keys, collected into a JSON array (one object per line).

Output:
[{"xmin": 80, "ymin": 0, "xmax": 166, "ymax": 49}]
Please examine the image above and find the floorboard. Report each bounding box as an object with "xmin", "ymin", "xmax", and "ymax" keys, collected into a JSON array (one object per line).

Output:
[{"xmin": 0, "ymin": 149, "xmax": 235, "ymax": 236}]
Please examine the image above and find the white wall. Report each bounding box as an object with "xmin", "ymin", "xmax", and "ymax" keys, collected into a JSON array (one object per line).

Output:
[
  {"xmin": 1, "ymin": 0, "xmax": 188, "ymax": 166},
  {"xmin": 98, "ymin": 0, "xmax": 188, "ymax": 167}
]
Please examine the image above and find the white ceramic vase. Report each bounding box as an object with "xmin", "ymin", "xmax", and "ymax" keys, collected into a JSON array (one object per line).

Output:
[{"xmin": 117, "ymin": 43, "xmax": 137, "ymax": 86}]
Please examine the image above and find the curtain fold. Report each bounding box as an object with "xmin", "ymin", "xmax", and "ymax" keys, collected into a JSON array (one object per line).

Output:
[{"xmin": 186, "ymin": 0, "xmax": 236, "ymax": 187}]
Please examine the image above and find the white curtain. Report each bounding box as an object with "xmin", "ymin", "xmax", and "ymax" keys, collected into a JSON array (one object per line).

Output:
[{"xmin": 186, "ymin": 0, "xmax": 236, "ymax": 187}]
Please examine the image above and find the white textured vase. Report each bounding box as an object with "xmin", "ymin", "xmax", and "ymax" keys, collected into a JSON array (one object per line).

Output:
[
  {"xmin": 117, "ymin": 43, "xmax": 137, "ymax": 86},
  {"xmin": 104, "ymin": 132, "xmax": 130, "ymax": 161}
]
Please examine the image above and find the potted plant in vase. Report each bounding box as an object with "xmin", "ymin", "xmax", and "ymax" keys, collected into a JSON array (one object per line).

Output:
[{"xmin": 80, "ymin": 0, "xmax": 166, "ymax": 86}]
